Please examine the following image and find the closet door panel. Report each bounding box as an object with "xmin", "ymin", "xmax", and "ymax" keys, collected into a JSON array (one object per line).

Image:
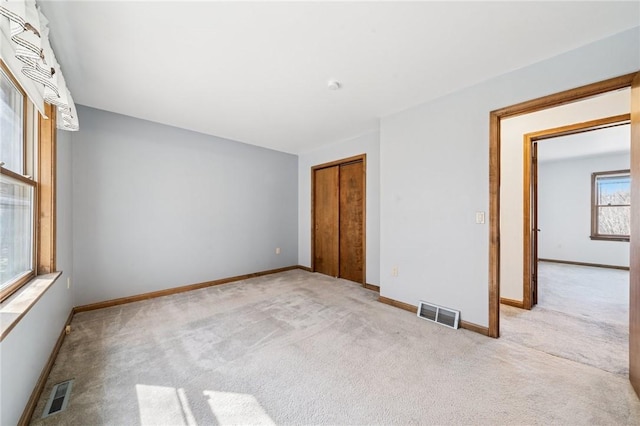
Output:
[
  {"xmin": 339, "ymin": 161, "xmax": 365, "ymax": 283},
  {"xmin": 313, "ymin": 166, "xmax": 339, "ymax": 277}
]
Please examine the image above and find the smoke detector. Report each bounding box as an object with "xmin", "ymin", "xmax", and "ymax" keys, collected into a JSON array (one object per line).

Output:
[{"xmin": 327, "ymin": 80, "xmax": 341, "ymax": 90}]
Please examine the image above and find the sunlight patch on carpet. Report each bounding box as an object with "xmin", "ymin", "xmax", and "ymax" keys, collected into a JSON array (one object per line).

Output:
[
  {"xmin": 204, "ymin": 390, "xmax": 275, "ymax": 425},
  {"xmin": 136, "ymin": 384, "xmax": 196, "ymax": 426}
]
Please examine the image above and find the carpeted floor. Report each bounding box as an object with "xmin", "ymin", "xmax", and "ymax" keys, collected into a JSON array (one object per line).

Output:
[
  {"xmin": 31, "ymin": 269, "xmax": 639, "ymax": 425},
  {"xmin": 501, "ymin": 262, "xmax": 629, "ymax": 376}
]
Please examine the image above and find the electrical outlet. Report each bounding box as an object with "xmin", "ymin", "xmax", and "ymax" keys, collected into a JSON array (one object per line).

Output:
[
  {"xmin": 67, "ymin": 277, "xmax": 71, "ymax": 289},
  {"xmin": 275, "ymin": 247, "xmax": 281, "ymax": 254},
  {"xmin": 475, "ymin": 211, "xmax": 485, "ymax": 224},
  {"xmin": 392, "ymin": 267, "xmax": 398, "ymax": 277}
]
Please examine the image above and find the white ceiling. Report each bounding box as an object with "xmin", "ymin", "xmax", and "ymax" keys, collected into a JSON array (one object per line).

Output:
[
  {"xmin": 537, "ymin": 122, "xmax": 630, "ymax": 163},
  {"xmin": 37, "ymin": 1, "xmax": 640, "ymax": 154}
]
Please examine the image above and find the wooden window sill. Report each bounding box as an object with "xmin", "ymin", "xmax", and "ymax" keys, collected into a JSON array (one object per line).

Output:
[
  {"xmin": 590, "ymin": 236, "xmax": 630, "ymax": 242},
  {"xmin": 0, "ymin": 272, "xmax": 62, "ymax": 341}
]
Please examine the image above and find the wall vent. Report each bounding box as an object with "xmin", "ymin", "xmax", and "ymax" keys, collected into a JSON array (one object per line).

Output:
[
  {"xmin": 42, "ymin": 380, "xmax": 73, "ymax": 418},
  {"xmin": 417, "ymin": 301, "xmax": 460, "ymax": 329}
]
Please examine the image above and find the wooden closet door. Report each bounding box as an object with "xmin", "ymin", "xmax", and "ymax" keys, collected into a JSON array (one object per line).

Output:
[
  {"xmin": 313, "ymin": 166, "xmax": 339, "ymax": 277},
  {"xmin": 339, "ymin": 161, "xmax": 365, "ymax": 284}
]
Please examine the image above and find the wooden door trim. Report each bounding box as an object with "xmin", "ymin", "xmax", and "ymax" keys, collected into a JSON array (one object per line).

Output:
[
  {"xmin": 311, "ymin": 154, "xmax": 367, "ymax": 285},
  {"xmin": 311, "ymin": 154, "xmax": 367, "ymax": 171},
  {"xmin": 489, "ymin": 71, "xmax": 637, "ymax": 338},
  {"xmin": 522, "ymin": 114, "xmax": 630, "ymax": 310},
  {"xmin": 630, "ymin": 72, "xmax": 640, "ymax": 396}
]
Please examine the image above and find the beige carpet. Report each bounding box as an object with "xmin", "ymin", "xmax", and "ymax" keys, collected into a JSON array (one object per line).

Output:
[
  {"xmin": 501, "ymin": 262, "xmax": 629, "ymax": 376},
  {"xmin": 31, "ymin": 269, "xmax": 639, "ymax": 425}
]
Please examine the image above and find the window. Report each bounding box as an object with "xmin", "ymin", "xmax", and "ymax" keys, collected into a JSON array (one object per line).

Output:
[
  {"xmin": 0, "ymin": 62, "xmax": 36, "ymax": 301},
  {"xmin": 591, "ymin": 170, "xmax": 631, "ymax": 242}
]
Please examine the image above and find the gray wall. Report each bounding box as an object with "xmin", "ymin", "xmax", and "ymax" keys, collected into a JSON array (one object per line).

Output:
[
  {"xmin": 379, "ymin": 27, "xmax": 639, "ymax": 327},
  {"xmin": 297, "ymin": 131, "xmax": 380, "ymax": 285},
  {"xmin": 0, "ymin": 130, "xmax": 75, "ymax": 426},
  {"xmin": 71, "ymin": 106, "xmax": 298, "ymax": 306},
  {"xmin": 538, "ymin": 152, "xmax": 630, "ymax": 267}
]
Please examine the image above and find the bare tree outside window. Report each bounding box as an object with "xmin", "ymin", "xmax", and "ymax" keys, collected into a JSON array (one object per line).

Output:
[{"xmin": 591, "ymin": 170, "xmax": 631, "ymax": 241}]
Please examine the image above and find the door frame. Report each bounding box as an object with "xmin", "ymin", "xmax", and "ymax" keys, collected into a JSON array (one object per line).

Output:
[
  {"xmin": 522, "ymin": 114, "xmax": 631, "ymax": 310},
  {"xmin": 311, "ymin": 154, "xmax": 367, "ymax": 285},
  {"xmin": 488, "ymin": 71, "xmax": 637, "ymax": 338},
  {"xmin": 489, "ymin": 71, "xmax": 640, "ymax": 396}
]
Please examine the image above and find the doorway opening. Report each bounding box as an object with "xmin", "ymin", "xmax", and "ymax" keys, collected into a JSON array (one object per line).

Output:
[
  {"xmin": 523, "ymin": 114, "xmax": 631, "ymax": 309},
  {"xmin": 488, "ymin": 71, "xmax": 640, "ymax": 396},
  {"xmin": 501, "ymin": 113, "xmax": 631, "ymax": 376}
]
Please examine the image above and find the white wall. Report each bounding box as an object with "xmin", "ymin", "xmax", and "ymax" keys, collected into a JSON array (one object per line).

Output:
[
  {"xmin": 71, "ymin": 106, "xmax": 298, "ymax": 306},
  {"xmin": 298, "ymin": 131, "xmax": 380, "ymax": 285},
  {"xmin": 500, "ymin": 92, "xmax": 629, "ymax": 301},
  {"xmin": 538, "ymin": 152, "xmax": 630, "ymax": 267},
  {"xmin": 379, "ymin": 27, "xmax": 639, "ymax": 326},
  {"xmin": 58, "ymin": 129, "xmax": 75, "ymax": 305},
  {"xmin": 0, "ymin": 130, "xmax": 75, "ymax": 426}
]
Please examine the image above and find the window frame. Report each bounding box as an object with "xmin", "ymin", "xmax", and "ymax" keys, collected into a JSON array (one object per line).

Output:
[
  {"xmin": 0, "ymin": 59, "xmax": 57, "ymax": 303},
  {"xmin": 0, "ymin": 60, "xmax": 28, "ymax": 175},
  {"xmin": 590, "ymin": 169, "xmax": 631, "ymax": 242},
  {"xmin": 0, "ymin": 61, "xmax": 38, "ymax": 302},
  {"xmin": 0, "ymin": 169, "xmax": 37, "ymax": 300}
]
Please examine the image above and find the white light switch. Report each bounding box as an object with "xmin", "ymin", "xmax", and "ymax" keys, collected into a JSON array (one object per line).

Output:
[{"xmin": 475, "ymin": 211, "xmax": 485, "ymax": 224}]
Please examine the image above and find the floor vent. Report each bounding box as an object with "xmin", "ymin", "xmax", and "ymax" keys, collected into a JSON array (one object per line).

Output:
[
  {"xmin": 417, "ymin": 301, "xmax": 460, "ymax": 329},
  {"xmin": 42, "ymin": 380, "xmax": 73, "ymax": 418}
]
